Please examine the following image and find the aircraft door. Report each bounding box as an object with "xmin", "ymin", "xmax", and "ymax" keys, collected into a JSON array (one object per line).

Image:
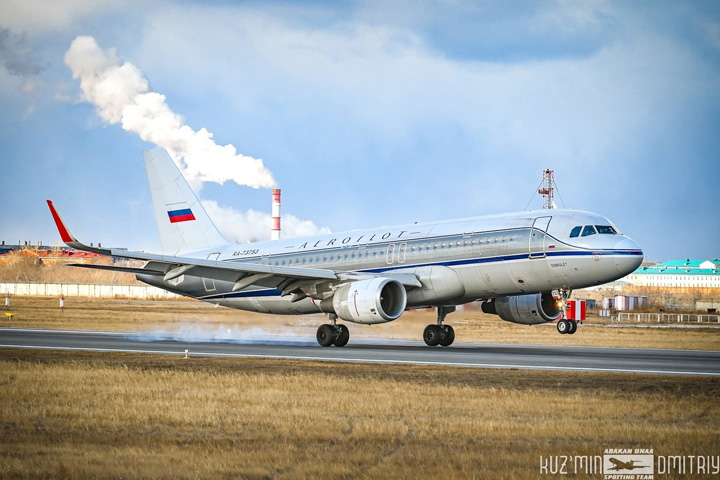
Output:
[
  {"xmin": 386, "ymin": 244, "xmax": 395, "ymax": 265},
  {"xmin": 529, "ymin": 216, "xmax": 551, "ymax": 259}
]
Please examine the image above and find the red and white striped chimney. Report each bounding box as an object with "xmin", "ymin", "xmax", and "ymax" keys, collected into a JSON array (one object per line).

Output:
[{"xmin": 271, "ymin": 188, "xmax": 281, "ymax": 240}]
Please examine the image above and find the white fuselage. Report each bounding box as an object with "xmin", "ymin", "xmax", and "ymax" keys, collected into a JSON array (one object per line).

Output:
[{"xmin": 139, "ymin": 208, "xmax": 643, "ymax": 316}]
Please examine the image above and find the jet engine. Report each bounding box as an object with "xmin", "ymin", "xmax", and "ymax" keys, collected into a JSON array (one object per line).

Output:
[
  {"xmin": 328, "ymin": 278, "xmax": 407, "ymax": 324},
  {"xmin": 482, "ymin": 293, "xmax": 562, "ymax": 325}
]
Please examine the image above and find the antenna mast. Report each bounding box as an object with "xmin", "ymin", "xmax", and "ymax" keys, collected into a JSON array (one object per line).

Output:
[{"xmin": 537, "ymin": 169, "xmax": 555, "ymax": 209}]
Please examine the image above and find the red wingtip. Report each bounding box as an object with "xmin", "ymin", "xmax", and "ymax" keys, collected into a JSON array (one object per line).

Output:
[{"xmin": 46, "ymin": 200, "xmax": 75, "ymax": 243}]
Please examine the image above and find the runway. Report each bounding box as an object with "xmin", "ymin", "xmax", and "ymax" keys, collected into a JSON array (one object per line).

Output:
[{"xmin": 1, "ymin": 327, "xmax": 719, "ymax": 376}]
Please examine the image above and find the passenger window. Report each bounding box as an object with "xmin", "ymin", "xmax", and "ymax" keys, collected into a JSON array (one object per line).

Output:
[
  {"xmin": 570, "ymin": 226, "xmax": 582, "ymax": 238},
  {"xmin": 596, "ymin": 225, "xmax": 617, "ymax": 235},
  {"xmin": 581, "ymin": 225, "xmax": 597, "ymax": 237}
]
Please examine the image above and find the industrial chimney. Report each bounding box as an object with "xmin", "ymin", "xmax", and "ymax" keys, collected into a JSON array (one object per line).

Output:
[{"xmin": 271, "ymin": 188, "xmax": 281, "ymax": 240}]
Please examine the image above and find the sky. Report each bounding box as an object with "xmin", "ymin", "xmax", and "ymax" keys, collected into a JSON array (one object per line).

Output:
[{"xmin": 1, "ymin": 0, "xmax": 718, "ymax": 262}]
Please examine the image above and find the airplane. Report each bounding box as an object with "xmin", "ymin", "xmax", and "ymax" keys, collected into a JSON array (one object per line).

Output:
[
  {"xmin": 47, "ymin": 148, "xmax": 644, "ymax": 347},
  {"xmin": 607, "ymin": 458, "xmax": 651, "ymax": 471}
]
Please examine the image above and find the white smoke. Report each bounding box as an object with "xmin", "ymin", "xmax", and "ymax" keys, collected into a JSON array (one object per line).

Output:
[
  {"xmin": 63, "ymin": 35, "xmax": 275, "ymax": 190},
  {"xmin": 63, "ymin": 35, "xmax": 329, "ymax": 240},
  {"xmin": 130, "ymin": 323, "xmax": 316, "ymax": 346}
]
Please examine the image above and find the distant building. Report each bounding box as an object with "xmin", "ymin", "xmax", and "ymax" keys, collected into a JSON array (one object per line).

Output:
[
  {"xmin": 602, "ymin": 295, "xmax": 648, "ymax": 311},
  {"xmin": 0, "ymin": 247, "xmax": 106, "ymax": 265},
  {"xmin": 624, "ymin": 259, "xmax": 720, "ymax": 291}
]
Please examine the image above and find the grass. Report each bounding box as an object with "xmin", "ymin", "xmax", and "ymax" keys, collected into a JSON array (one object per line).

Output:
[
  {"xmin": 1, "ymin": 349, "xmax": 719, "ymax": 479},
  {"xmin": 0, "ymin": 297, "xmax": 718, "ymax": 478},
  {"xmin": 3, "ymin": 296, "xmax": 720, "ymax": 351}
]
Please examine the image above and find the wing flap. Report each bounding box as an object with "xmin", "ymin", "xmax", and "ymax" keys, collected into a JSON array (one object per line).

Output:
[{"xmin": 67, "ymin": 263, "xmax": 164, "ymax": 276}]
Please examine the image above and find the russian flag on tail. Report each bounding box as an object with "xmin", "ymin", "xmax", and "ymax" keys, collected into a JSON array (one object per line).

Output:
[{"xmin": 168, "ymin": 208, "xmax": 196, "ymax": 223}]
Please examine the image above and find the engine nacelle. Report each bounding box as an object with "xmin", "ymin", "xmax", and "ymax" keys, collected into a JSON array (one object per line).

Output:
[
  {"xmin": 330, "ymin": 278, "xmax": 407, "ymax": 325},
  {"xmin": 482, "ymin": 293, "xmax": 562, "ymax": 325}
]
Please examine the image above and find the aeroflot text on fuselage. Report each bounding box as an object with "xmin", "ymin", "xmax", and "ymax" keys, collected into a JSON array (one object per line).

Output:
[{"xmin": 232, "ymin": 230, "xmax": 413, "ymax": 257}]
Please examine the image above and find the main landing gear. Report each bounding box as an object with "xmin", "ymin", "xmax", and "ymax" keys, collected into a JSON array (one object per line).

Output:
[
  {"xmin": 423, "ymin": 306, "xmax": 456, "ymax": 347},
  {"xmin": 316, "ymin": 314, "xmax": 350, "ymax": 347}
]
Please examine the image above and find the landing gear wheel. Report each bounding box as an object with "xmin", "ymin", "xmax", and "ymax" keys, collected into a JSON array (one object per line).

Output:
[
  {"xmin": 316, "ymin": 324, "xmax": 335, "ymax": 346},
  {"xmin": 567, "ymin": 319, "xmax": 578, "ymax": 335},
  {"xmin": 556, "ymin": 319, "xmax": 570, "ymax": 335},
  {"xmin": 333, "ymin": 324, "xmax": 350, "ymax": 347},
  {"xmin": 423, "ymin": 324, "xmax": 442, "ymax": 346},
  {"xmin": 439, "ymin": 325, "xmax": 455, "ymax": 347}
]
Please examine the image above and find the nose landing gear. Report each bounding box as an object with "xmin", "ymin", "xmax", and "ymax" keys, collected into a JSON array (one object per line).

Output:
[
  {"xmin": 555, "ymin": 288, "xmax": 578, "ymax": 335},
  {"xmin": 556, "ymin": 318, "xmax": 578, "ymax": 335}
]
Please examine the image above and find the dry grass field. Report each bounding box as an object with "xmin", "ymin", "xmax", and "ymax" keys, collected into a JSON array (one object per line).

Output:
[
  {"xmin": 1, "ymin": 349, "xmax": 719, "ymax": 480},
  {"xmin": 2, "ymin": 295, "xmax": 720, "ymax": 351},
  {"xmin": 1, "ymin": 296, "xmax": 719, "ymax": 478}
]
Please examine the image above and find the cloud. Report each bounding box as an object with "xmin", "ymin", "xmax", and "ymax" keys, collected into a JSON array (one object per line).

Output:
[
  {"xmin": 0, "ymin": 0, "xmax": 118, "ymax": 35},
  {"xmin": 201, "ymin": 200, "xmax": 330, "ymax": 243},
  {"xmin": 356, "ymin": 0, "xmax": 619, "ymax": 62},
  {"xmin": 0, "ymin": 28, "xmax": 42, "ymax": 94},
  {"xmin": 63, "ymin": 35, "xmax": 276, "ymax": 190}
]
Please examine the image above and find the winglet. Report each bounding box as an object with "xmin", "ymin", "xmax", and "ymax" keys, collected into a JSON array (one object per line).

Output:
[
  {"xmin": 46, "ymin": 200, "xmax": 110, "ymax": 255},
  {"xmin": 46, "ymin": 200, "xmax": 77, "ymax": 243}
]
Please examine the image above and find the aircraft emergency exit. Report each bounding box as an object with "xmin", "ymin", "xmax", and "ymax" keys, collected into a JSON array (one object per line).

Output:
[{"xmin": 47, "ymin": 148, "xmax": 644, "ymax": 347}]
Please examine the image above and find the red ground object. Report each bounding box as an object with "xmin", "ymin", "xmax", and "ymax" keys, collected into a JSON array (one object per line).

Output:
[{"xmin": 565, "ymin": 300, "xmax": 586, "ymax": 321}]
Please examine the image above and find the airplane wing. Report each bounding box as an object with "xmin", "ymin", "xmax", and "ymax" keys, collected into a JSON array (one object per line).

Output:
[{"xmin": 47, "ymin": 200, "xmax": 421, "ymax": 297}]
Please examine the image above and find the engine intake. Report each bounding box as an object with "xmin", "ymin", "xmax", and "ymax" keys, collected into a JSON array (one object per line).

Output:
[
  {"xmin": 482, "ymin": 293, "xmax": 562, "ymax": 325},
  {"xmin": 330, "ymin": 278, "xmax": 407, "ymax": 324}
]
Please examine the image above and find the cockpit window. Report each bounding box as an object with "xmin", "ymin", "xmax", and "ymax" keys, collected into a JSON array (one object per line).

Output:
[
  {"xmin": 569, "ymin": 226, "xmax": 582, "ymax": 238},
  {"xmin": 581, "ymin": 225, "xmax": 597, "ymax": 237},
  {"xmin": 595, "ymin": 225, "xmax": 617, "ymax": 235}
]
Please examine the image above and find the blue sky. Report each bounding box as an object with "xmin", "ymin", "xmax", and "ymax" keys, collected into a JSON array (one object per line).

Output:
[{"xmin": 1, "ymin": 1, "xmax": 718, "ymax": 262}]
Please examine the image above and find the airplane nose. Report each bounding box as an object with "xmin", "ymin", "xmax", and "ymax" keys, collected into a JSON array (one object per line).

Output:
[{"xmin": 613, "ymin": 237, "xmax": 644, "ymax": 276}]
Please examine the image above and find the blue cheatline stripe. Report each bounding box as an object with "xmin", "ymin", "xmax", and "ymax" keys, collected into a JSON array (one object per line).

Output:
[{"xmin": 197, "ymin": 248, "xmax": 643, "ymax": 301}]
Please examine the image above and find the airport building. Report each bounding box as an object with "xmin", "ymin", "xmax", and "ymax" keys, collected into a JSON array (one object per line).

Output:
[{"xmin": 623, "ymin": 259, "xmax": 720, "ymax": 292}]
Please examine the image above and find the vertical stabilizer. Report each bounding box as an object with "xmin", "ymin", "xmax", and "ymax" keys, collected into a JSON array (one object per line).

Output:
[{"xmin": 143, "ymin": 148, "xmax": 230, "ymax": 255}]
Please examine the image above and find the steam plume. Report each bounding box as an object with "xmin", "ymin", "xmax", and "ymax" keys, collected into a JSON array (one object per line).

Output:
[
  {"xmin": 63, "ymin": 35, "xmax": 329, "ymax": 240},
  {"xmin": 131, "ymin": 323, "xmax": 316, "ymax": 346},
  {"xmin": 63, "ymin": 35, "xmax": 275, "ymax": 189}
]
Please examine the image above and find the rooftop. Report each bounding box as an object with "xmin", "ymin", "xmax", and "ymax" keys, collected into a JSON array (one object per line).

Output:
[{"xmin": 633, "ymin": 259, "xmax": 720, "ymax": 276}]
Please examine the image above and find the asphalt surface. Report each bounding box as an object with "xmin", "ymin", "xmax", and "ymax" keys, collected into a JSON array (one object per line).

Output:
[{"xmin": 1, "ymin": 327, "xmax": 719, "ymax": 376}]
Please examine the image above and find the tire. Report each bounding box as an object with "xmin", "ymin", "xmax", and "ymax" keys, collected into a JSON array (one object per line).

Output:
[
  {"xmin": 333, "ymin": 324, "xmax": 350, "ymax": 347},
  {"xmin": 423, "ymin": 324, "xmax": 441, "ymax": 346},
  {"xmin": 439, "ymin": 325, "xmax": 455, "ymax": 347},
  {"xmin": 316, "ymin": 324, "xmax": 335, "ymax": 347},
  {"xmin": 567, "ymin": 319, "xmax": 578, "ymax": 335},
  {"xmin": 556, "ymin": 319, "xmax": 569, "ymax": 334}
]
